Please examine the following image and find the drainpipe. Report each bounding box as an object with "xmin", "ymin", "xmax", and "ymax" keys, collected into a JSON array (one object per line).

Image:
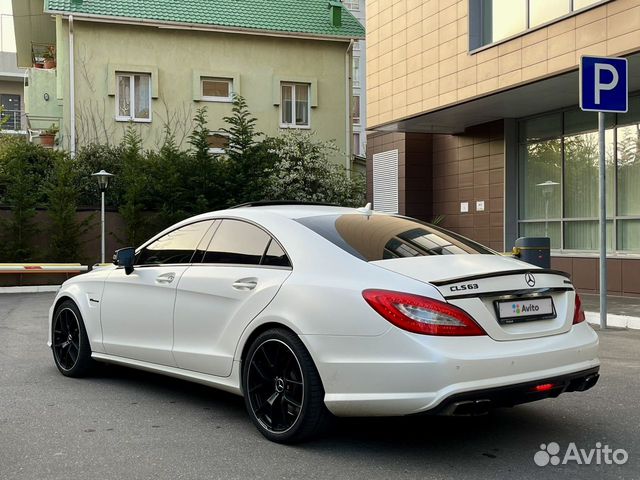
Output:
[
  {"xmin": 345, "ymin": 39, "xmax": 354, "ymax": 177},
  {"xmin": 69, "ymin": 15, "xmax": 76, "ymax": 157}
]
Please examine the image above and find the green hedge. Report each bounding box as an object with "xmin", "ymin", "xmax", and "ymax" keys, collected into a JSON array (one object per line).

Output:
[{"xmin": 0, "ymin": 96, "xmax": 365, "ymax": 262}]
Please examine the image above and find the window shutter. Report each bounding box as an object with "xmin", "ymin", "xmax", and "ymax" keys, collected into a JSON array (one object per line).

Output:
[{"xmin": 372, "ymin": 149, "xmax": 399, "ymax": 214}]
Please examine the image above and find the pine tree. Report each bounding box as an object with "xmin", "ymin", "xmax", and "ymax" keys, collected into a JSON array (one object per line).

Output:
[
  {"xmin": 188, "ymin": 106, "xmax": 221, "ymax": 211},
  {"xmin": 220, "ymin": 94, "xmax": 270, "ymax": 204}
]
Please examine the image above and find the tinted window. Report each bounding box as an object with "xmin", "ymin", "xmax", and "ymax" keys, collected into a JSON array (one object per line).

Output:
[
  {"xmin": 202, "ymin": 220, "xmax": 271, "ymax": 265},
  {"xmin": 137, "ymin": 221, "xmax": 213, "ymax": 265},
  {"xmin": 191, "ymin": 220, "xmax": 221, "ymax": 263},
  {"xmin": 262, "ymin": 239, "xmax": 291, "ymax": 268},
  {"xmin": 296, "ymin": 214, "xmax": 495, "ymax": 262}
]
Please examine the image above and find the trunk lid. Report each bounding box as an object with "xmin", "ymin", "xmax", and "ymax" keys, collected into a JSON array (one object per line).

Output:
[{"xmin": 371, "ymin": 255, "xmax": 576, "ymax": 341}]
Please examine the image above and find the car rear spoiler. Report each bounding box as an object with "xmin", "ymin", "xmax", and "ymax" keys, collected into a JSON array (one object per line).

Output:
[{"xmin": 429, "ymin": 268, "xmax": 571, "ymax": 287}]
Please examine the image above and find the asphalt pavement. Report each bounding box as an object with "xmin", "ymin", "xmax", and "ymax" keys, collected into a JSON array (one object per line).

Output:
[{"xmin": 1, "ymin": 293, "xmax": 638, "ymax": 480}]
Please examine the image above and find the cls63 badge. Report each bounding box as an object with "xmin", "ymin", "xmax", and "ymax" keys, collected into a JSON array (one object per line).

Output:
[{"xmin": 450, "ymin": 283, "xmax": 479, "ymax": 292}]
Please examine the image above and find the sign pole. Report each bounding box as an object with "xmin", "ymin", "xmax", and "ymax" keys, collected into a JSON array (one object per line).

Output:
[
  {"xmin": 581, "ymin": 55, "xmax": 627, "ymax": 329},
  {"xmin": 598, "ymin": 111, "xmax": 607, "ymax": 329}
]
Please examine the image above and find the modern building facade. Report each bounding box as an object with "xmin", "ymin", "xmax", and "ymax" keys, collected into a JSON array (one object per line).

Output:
[
  {"xmin": 0, "ymin": 0, "xmax": 25, "ymax": 134},
  {"xmin": 343, "ymin": 0, "xmax": 367, "ymax": 161},
  {"xmin": 366, "ymin": 0, "xmax": 640, "ymax": 296},
  {"xmin": 13, "ymin": 0, "xmax": 365, "ymax": 169}
]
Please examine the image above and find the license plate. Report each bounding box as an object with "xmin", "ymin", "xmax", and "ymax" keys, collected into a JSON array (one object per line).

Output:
[{"xmin": 494, "ymin": 296, "xmax": 556, "ymax": 324}]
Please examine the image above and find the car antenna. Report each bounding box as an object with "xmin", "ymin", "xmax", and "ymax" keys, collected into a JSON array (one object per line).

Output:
[{"xmin": 356, "ymin": 202, "xmax": 373, "ymax": 218}]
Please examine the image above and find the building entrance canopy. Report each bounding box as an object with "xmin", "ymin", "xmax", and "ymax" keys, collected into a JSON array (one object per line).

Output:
[{"xmin": 376, "ymin": 53, "xmax": 640, "ymax": 135}]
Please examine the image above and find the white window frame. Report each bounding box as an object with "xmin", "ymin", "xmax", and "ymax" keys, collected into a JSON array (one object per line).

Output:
[
  {"xmin": 280, "ymin": 82, "xmax": 311, "ymax": 129},
  {"xmin": 353, "ymin": 95, "xmax": 361, "ymax": 126},
  {"xmin": 342, "ymin": 0, "xmax": 359, "ymax": 11},
  {"xmin": 352, "ymin": 56, "xmax": 361, "ymax": 88},
  {"xmin": 115, "ymin": 72, "xmax": 152, "ymax": 123},
  {"xmin": 201, "ymin": 77, "xmax": 233, "ymax": 103},
  {"xmin": 353, "ymin": 132, "xmax": 361, "ymax": 156}
]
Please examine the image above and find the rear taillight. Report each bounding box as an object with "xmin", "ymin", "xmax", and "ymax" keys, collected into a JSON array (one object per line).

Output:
[
  {"xmin": 573, "ymin": 292, "xmax": 586, "ymax": 324},
  {"xmin": 362, "ymin": 289, "xmax": 486, "ymax": 336}
]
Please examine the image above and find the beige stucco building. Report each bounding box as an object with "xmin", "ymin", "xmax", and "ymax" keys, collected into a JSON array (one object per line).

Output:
[
  {"xmin": 366, "ymin": 0, "xmax": 640, "ymax": 296},
  {"xmin": 13, "ymin": 0, "xmax": 365, "ymax": 170}
]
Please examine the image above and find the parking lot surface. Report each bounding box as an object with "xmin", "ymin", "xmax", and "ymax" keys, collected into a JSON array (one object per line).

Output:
[{"xmin": 1, "ymin": 293, "xmax": 638, "ymax": 480}]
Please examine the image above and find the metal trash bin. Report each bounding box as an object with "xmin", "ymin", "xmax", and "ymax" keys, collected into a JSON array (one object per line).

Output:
[{"xmin": 513, "ymin": 237, "xmax": 550, "ymax": 269}]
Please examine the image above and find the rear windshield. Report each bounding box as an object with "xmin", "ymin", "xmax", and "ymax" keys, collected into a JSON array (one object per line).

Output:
[{"xmin": 296, "ymin": 214, "xmax": 496, "ymax": 261}]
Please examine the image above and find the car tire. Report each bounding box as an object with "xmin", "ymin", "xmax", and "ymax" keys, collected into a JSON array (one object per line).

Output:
[
  {"xmin": 51, "ymin": 300, "xmax": 94, "ymax": 377},
  {"xmin": 242, "ymin": 328, "xmax": 331, "ymax": 443}
]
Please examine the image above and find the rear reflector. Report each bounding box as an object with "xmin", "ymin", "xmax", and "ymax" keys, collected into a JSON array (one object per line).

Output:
[
  {"xmin": 573, "ymin": 293, "xmax": 586, "ymax": 325},
  {"xmin": 531, "ymin": 383, "xmax": 556, "ymax": 392},
  {"xmin": 362, "ymin": 289, "xmax": 486, "ymax": 336}
]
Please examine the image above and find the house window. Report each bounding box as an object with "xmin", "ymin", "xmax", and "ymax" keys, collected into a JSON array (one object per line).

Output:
[
  {"xmin": 116, "ymin": 73, "xmax": 151, "ymax": 122},
  {"xmin": 353, "ymin": 95, "xmax": 361, "ymax": 125},
  {"xmin": 352, "ymin": 56, "xmax": 360, "ymax": 88},
  {"xmin": 202, "ymin": 77, "xmax": 233, "ymax": 102},
  {"xmin": 207, "ymin": 133, "xmax": 229, "ymax": 155},
  {"xmin": 342, "ymin": 0, "xmax": 359, "ymax": 11},
  {"xmin": 281, "ymin": 83, "xmax": 310, "ymax": 128},
  {"xmin": 353, "ymin": 132, "xmax": 361, "ymax": 156},
  {"xmin": 0, "ymin": 94, "xmax": 21, "ymax": 130},
  {"xmin": 471, "ymin": 0, "xmax": 609, "ymax": 50}
]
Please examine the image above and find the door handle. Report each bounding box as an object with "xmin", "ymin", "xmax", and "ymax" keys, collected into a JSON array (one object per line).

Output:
[
  {"xmin": 156, "ymin": 272, "xmax": 176, "ymax": 284},
  {"xmin": 232, "ymin": 278, "xmax": 258, "ymax": 291}
]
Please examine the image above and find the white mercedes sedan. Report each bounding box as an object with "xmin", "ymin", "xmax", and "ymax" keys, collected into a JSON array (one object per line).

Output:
[{"xmin": 49, "ymin": 202, "xmax": 600, "ymax": 443}]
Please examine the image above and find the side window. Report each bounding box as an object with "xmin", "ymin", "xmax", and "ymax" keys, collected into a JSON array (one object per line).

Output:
[
  {"xmin": 202, "ymin": 220, "xmax": 271, "ymax": 265},
  {"xmin": 191, "ymin": 220, "xmax": 221, "ymax": 263},
  {"xmin": 262, "ymin": 239, "xmax": 291, "ymax": 268},
  {"xmin": 136, "ymin": 221, "xmax": 213, "ymax": 266}
]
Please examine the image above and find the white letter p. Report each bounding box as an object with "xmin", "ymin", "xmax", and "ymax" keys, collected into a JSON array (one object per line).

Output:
[{"xmin": 594, "ymin": 63, "xmax": 619, "ymax": 105}]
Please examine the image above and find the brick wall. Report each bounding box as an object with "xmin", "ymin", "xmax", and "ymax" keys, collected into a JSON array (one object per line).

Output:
[
  {"xmin": 367, "ymin": 121, "xmax": 504, "ymax": 251},
  {"xmin": 431, "ymin": 121, "xmax": 505, "ymax": 252}
]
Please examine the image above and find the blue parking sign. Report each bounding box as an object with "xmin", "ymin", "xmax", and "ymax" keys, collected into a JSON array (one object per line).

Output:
[{"xmin": 580, "ymin": 56, "xmax": 628, "ymax": 113}]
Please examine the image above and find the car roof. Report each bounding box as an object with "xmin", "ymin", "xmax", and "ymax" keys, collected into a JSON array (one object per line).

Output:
[{"xmin": 224, "ymin": 204, "xmax": 362, "ymax": 220}]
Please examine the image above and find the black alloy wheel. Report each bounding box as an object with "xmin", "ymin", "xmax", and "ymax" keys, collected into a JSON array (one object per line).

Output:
[
  {"xmin": 243, "ymin": 329, "xmax": 330, "ymax": 443},
  {"xmin": 52, "ymin": 300, "xmax": 94, "ymax": 377}
]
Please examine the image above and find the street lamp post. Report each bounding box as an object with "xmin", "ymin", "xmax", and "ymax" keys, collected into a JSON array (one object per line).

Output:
[
  {"xmin": 92, "ymin": 170, "xmax": 115, "ymax": 264},
  {"xmin": 536, "ymin": 180, "xmax": 559, "ymax": 238}
]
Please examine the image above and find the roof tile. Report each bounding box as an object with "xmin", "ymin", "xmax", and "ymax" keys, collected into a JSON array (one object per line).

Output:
[{"xmin": 45, "ymin": 0, "xmax": 365, "ymax": 39}]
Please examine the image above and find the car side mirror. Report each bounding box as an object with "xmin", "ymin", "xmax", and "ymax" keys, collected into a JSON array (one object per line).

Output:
[{"xmin": 113, "ymin": 247, "xmax": 135, "ymax": 275}]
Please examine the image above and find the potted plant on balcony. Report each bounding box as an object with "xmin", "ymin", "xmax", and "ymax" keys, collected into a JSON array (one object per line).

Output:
[
  {"xmin": 39, "ymin": 124, "xmax": 59, "ymax": 147},
  {"xmin": 43, "ymin": 46, "xmax": 56, "ymax": 69}
]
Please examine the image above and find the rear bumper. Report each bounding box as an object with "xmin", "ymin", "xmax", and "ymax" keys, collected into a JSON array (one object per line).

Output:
[
  {"xmin": 302, "ymin": 322, "xmax": 600, "ymax": 417},
  {"xmin": 422, "ymin": 366, "xmax": 600, "ymax": 416}
]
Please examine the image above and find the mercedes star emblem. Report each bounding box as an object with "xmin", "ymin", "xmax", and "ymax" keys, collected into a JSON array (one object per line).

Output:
[{"xmin": 525, "ymin": 273, "xmax": 536, "ymax": 287}]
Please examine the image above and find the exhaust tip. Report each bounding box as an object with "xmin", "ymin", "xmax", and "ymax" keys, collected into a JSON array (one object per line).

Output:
[
  {"xmin": 451, "ymin": 399, "xmax": 492, "ymax": 416},
  {"xmin": 568, "ymin": 373, "xmax": 600, "ymax": 392}
]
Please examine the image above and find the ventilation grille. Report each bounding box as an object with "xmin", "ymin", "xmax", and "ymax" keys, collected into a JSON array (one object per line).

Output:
[{"xmin": 372, "ymin": 149, "xmax": 399, "ymax": 214}]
